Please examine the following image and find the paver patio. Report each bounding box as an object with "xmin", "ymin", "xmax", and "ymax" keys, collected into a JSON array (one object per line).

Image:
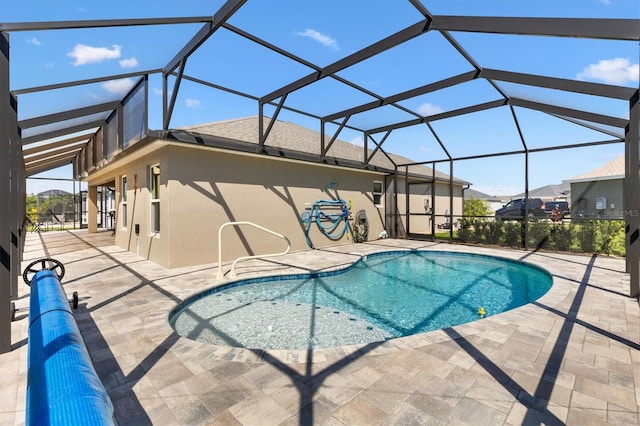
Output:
[{"xmin": 1, "ymin": 229, "xmax": 638, "ymax": 425}]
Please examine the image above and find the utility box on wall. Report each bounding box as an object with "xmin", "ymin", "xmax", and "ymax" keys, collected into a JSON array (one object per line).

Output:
[{"xmin": 595, "ymin": 197, "xmax": 607, "ymax": 210}]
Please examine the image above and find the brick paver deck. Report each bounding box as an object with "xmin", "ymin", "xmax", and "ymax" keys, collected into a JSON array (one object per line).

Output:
[{"xmin": 1, "ymin": 230, "xmax": 638, "ymax": 425}]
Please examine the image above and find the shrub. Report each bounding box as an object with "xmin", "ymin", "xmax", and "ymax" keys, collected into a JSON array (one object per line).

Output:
[
  {"xmin": 503, "ymin": 222, "xmax": 522, "ymax": 247},
  {"xmin": 457, "ymin": 217, "xmax": 472, "ymax": 242},
  {"xmin": 595, "ymin": 220, "xmax": 625, "ymax": 255},
  {"xmin": 450, "ymin": 216, "xmax": 625, "ymax": 257},
  {"xmin": 552, "ymin": 223, "xmax": 574, "ymax": 252},
  {"xmin": 528, "ymin": 221, "xmax": 551, "ymax": 250},
  {"xmin": 577, "ymin": 221, "xmax": 596, "ymax": 253},
  {"xmin": 486, "ymin": 220, "xmax": 504, "ymax": 245},
  {"xmin": 472, "ymin": 219, "xmax": 487, "ymax": 244}
]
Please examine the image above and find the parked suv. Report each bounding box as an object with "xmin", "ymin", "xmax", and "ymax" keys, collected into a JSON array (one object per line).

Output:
[{"xmin": 495, "ymin": 198, "xmax": 546, "ymax": 220}]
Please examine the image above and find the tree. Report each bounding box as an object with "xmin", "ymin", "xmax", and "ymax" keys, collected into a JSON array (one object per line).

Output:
[
  {"xmin": 26, "ymin": 194, "xmax": 37, "ymax": 222},
  {"xmin": 463, "ymin": 197, "xmax": 491, "ymax": 218}
]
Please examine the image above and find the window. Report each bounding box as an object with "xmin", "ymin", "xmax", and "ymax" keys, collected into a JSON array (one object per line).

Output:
[
  {"xmin": 373, "ymin": 181, "xmax": 383, "ymax": 207},
  {"xmin": 150, "ymin": 165, "xmax": 160, "ymax": 233},
  {"xmin": 121, "ymin": 176, "xmax": 127, "ymax": 228}
]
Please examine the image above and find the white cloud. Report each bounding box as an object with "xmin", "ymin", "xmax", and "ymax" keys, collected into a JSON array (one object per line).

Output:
[
  {"xmin": 185, "ymin": 98, "xmax": 201, "ymax": 108},
  {"xmin": 152, "ymin": 87, "xmax": 173, "ymax": 97},
  {"xmin": 296, "ymin": 29, "xmax": 338, "ymax": 50},
  {"xmin": 119, "ymin": 57, "xmax": 138, "ymax": 68},
  {"xmin": 417, "ymin": 102, "xmax": 444, "ymax": 116},
  {"xmin": 26, "ymin": 37, "xmax": 42, "ymax": 46},
  {"xmin": 86, "ymin": 91, "xmax": 102, "ymax": 101},
  {"xmin": 472, "ymin": 185, "xmax": 520, "ymax": 197},
  {"xmin": 349, "ymin": 136, "xmax": 364, "ymax": 146},
  {"xmin": 68, "ymin": 44, "xmax": 121, "ymax": 66},
  {"xmin": 101, "ymin": 78, "xmax": 135, "ymax": 95},
  {"xmin": 577, "ymin": 57, "xmax": 639, "ymax": 84}
]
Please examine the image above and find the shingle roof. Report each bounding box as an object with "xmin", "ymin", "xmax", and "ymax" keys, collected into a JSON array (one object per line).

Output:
[
  {"xmin": 180, "ymin": 116, "xmax": 468, "ymax": 184},
  {"xmin": 565, "ymin": 155, "xmax": 625, "ymax": 183},
  {"xmin": 512, "ymin": 182, "xmax": 571, "ymax": 199},
  {"xmin": 464, "ymin": 188, "xmax": 502, "ymax": 202}
]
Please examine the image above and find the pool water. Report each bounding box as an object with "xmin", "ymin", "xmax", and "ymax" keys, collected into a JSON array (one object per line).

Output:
[{"xmin": 170, "ymin": 250, "xmax": 552, "ymax": 350}]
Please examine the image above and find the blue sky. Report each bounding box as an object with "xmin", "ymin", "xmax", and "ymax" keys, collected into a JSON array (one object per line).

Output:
[{"xmin": 2, "ymin": 0, "xmax": 638, "ymax": 196}]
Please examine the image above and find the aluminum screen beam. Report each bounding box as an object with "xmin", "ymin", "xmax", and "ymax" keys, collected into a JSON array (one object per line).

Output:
[
  {"xmin": 481, "ymin": 69, "xmax": 636, "ymax": 100},
  {"xmin": 0, "ymin": 31, "xmax": 11, "ymax": 353},
  {"xmin": 25, "ymin": 155, "xmax": 77, "ymax": 177},
  {"xmin": 25, "ymin": 146, "xmax": 83, "ymax": 165},
  {"xmin": 178, "ymin": 72, "xmax": 339, "ymax": 125},
  {"xmin": 549, "ymin": 114, "xmax": 625, "ymax": 140},
  {"xmin": 408, "ymin": 1, "xmax": 511, "ymax": 102},
  {"xmin": 9, "ymin": 92, "xmax": 21, "ymax": 314},
  {"xmin": 510, "ymin": 97, "xmax": 628, "ymax": 128},
  {"xmin": 625, "ymin": 90, "xmax": 640, "ymax": 299},
  {"xmin": 23, "ymin": 134, "xmax": 90, "ymax": 156},
  {"xmin": 324, "ymin": 70, "xmax": 478, "ymax": 121},
  {"xmin": 0, "ymin": 17, "xmax": 213, "ymax": 32},
  {"xmin": 18, "ymin": 101, "xmax": 118, "ymax": 130},
  {"xmin": 368, "ymin": 99, "xmax": 507, "ymax": 134},
  {"xmin": 163, "ymin": 0, "xmax": 246, "ymax": 74},
  {"xmin": 25, "ymin": 150, "xmax": 79, "ymax": 168},
  {"xmin": 430, "ymin": 16, "xmax": 640, "ymax": 41},
  {"xmin": 22, "ymin": 120, "xmax": 102, "ymax": 146},
  {"xmin": 164, "ymin": 59, "xmax": 186, "ymax": 129},
  {"xmin": 261, "ymin": 19, "xmax": 430, "ymax": 104},
  {"xmin": 223, "ymin": 23, "xmax": 319, "ymax": 71},
  {"xmin": 25, "ymin": 150, "xmax": 78, "ymax": 170},
  {"xmin": 11, "ymin": 69, "xmax": 160, "ymax": 96},
  {"xmin": 220, "ymin": 22, "xmax": 391, "ymax": 131}
]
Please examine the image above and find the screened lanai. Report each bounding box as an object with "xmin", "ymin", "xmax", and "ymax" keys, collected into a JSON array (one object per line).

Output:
[{"xmin": 1, "ymin": 0, "xmax": 639, "ymax": 352}]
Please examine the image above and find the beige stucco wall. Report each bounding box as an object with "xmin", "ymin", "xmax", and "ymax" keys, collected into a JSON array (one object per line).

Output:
[
  {"xmin": 570, "ymin": 178, "xmax": 624, "ymax": 218},
  {"xmin": 109, "ymin": 147, "xmax": 172, "ymax": 267},
  {"xmin": 106, "ymin": 143, "xmax": 390, "ymax": 268},
  {"xmin": 96, "ymin": 141, "xmax": 466, "ymax": 268},
  {"xmin": 163, "ymin": 145, "xmax": 391, "ymax": 268}
]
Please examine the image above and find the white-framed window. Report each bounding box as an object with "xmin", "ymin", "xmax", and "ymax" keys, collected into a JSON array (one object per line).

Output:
[
  {"xmin": 149, "ymin": 164, "xmax": 160, "ymax": 234},
  {"xmin": 121, "ymin": 175, "xmax": 127, "ymax": 228},
  {"xmin": 373, "ymin": 180, "xmax": 383, "ymax": 207}
]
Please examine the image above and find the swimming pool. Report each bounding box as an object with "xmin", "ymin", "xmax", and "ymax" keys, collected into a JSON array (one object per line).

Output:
[{"xmin": 170, "ymin": 250, "xmax": 552, "ymax": 350}]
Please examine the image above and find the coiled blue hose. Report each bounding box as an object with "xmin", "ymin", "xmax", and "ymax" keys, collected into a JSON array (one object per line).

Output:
[{"xmin": 301, "ymin": 199, "xmax": 350, "ymax": 248}]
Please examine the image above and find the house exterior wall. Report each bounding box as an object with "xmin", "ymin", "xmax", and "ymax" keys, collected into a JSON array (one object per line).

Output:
[
  {"xmin": 391, "ymin": 180, "xmax": 464, "ymax": 235},
  {"xmin": 98, "ymin": 141, "xmax": 466, "ymax": 269},
  {"xmin": 111, "ymin": 143, "xmax": 390, "ymax": 268},
  {"xmin": 112, "ymin": 147, "xmax": 171, "ymax": 267},
  {"xmin": 570, "ymin": 178, "xmax": 623, "ymax": 218}
]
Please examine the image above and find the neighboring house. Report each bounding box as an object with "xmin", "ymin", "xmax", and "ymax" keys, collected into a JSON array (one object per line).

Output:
[
  {"xmin": 565, "ymin": 155, "xmax": 624, "ymax": 219},
  {"xmin": 464, "ymin": 188, "xmax": 504, "ymax": 213},
  {"xmin": 510, "ymin": 182, "xmax": 571, "ymax": 204},
  {"xmin": 77, "ymin": 116, "xmax": 468, "ymax": 268}
]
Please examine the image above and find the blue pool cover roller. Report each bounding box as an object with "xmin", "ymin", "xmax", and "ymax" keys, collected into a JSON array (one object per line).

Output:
[{"xmin": 27, "ymin": 269, "xmax": 114, "ymax": 425}]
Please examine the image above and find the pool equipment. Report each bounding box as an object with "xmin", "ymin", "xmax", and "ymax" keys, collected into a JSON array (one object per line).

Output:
[
  {"xmin": 301, "ymin": 199, "xmax": 350, "ymax": 248},
  {"xmin": 23, "ymin": 258, "xmax": 114, "ymax": 426},
  {"xmin": 352, "ymin": 209, "xmax": 369, "ymax": 243}
]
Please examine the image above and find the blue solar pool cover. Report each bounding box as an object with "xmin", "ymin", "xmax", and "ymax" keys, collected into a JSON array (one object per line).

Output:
[{"xmin": 27, "ymin": 269, "xmax": 114, "ymax": 426}]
